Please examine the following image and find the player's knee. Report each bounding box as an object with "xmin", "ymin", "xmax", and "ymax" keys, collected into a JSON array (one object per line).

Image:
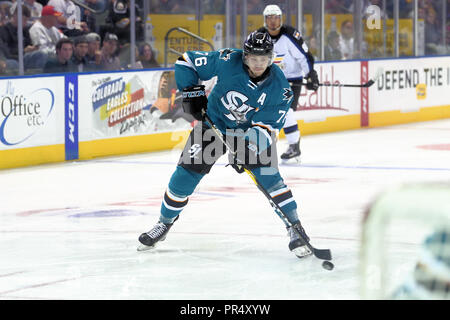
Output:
[
  {"xmin": 252, "ymin": 168, "xmax": 283, "ymax": 191},
  {"xmin": 168, "ymin": 165, "xmax": 204, "ymax": 197}
]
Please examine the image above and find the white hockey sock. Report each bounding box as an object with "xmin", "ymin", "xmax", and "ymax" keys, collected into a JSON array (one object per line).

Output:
[
  {"xmin": 286, "ymin": 131, "xmax": 300, "ymax": 145},
  {"xmin": 283, "ymin": 108, "xmax": 300, "ymax": 145}
]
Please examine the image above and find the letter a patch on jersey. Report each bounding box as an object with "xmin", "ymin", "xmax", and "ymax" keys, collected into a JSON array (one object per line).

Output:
[{"xmin": 257, "ymin": 93, "xmax": 267, "ymax": 105}]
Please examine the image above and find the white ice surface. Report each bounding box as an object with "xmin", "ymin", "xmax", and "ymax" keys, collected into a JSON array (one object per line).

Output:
[{"xmin": 1, "ymin": 119, "xmax": 449, "ymax": 300}]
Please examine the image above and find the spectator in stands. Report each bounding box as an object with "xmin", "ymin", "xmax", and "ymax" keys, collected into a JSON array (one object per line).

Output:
[
  {"xmin": 0, "ymin": 3, "xmax": 47, "ymax": 71},
  {"xmin": 46, "ymin": 0, "xmax": 89, "ymax": 36},
  {"xmin": 0, "ymin": 37, "xmax": 15, "ymax": 75},
  {"xmin": 447, "ymin": 22, "xmax": 450, "ymax": 54},
  {"xmin": 121, "ymin": 44, "xmax": 143, "ymax": 69},
  {"xmin": 6, "ymin": 1, "xmax": 43, "ymax": 27},
  {"xmin": 85, "ymin": 32, "xmax": 102, "ymax": 70},
  {"xmin": 325, "ymin": 0, "xmax": 350, "ymax": 13},
  {"xmin": 150, "ymin": 0, "xmax": 185, "ymax": 13},
  {"xmin": 339, "ymin": 20, "xmax": 355, "ymax": 60},
  {"xmin": 138, "ymin": 42, "xmax": 160, "ymax": 69},
  {"xmin": 424, "ymin": 7, "xmax": 442, "ymax": 55},
  {"xmin": 325, "ymin": 31, "xmax": 343, "ymax": 60},
  {"xmin": 43, "ymin": 37, "xmax": 76, "ymax": 73},
  {"xmin": 23, "ymin": 0, "xmax": 43, "ymax": 27},
  {"xmin": 100, "ymin": 32, "xmax": 121, "ymax": 71},
  {"xmin": 104, "ymin": 0, "xmax": 143, "ymax": 45},
  {"xmin": 247, "ymin": 0, "xmax": 265, "ymax": 14},
  {"xmin": 78, "ymin": 0, "xmax": 107, "ymax": 33},
  {"xmin": 306, "ymin": 34, "xmax": 319, "ymax": 61},
  {"xmin": 203, "ymin": 0, "xmax": 225, "ymax": 14},
  {"xmin": 29, "ymin": 5, "xmax": 66, "ymax": 58},
  {"xmin": 79, "ymin": 0, "xmax": 107, "ymax": 14},
  {"xmin": 71, "ymin": 35, "xmax": 89, "ymax": 72},
  {"xmin": 399, "ymin": 0, "xmax": 413, "ymax": 18},
  {"xmin": 0, "ymin": 58, "xmax": 6, "ymax": 75}
]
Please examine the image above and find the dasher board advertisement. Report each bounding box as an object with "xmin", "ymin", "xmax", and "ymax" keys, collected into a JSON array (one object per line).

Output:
[
  {"xmin": 370, "ymin": 56, "xmax": 450, "ymax": 113},
  {"xmin": 78, "ymin": 70, "xmax": 193, "ymax": 142},
  {"xmin": 0, "ymin": 76, "xmax": 65, "ymax": 150},
  {"xmin": 295, "ymin": 61, "xmax": 361, "ymax": 123}
]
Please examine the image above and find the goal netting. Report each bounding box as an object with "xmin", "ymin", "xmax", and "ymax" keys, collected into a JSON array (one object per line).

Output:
[{"xmin": 360, "ymin": 183, "xmax": 450, "ymax": 299}]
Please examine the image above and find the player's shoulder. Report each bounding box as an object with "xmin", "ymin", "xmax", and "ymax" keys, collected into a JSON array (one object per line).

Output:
[
  {"xmin": 270, "ymin": 64, "xmax": 290, "ymax": 85},
  {"xmin": 281, "ymin": 25, "xmax": 303, "ymax": 41},
  {"xmin": 270, "ymin": 65, "xmax": 293, "ymax": 103},
  {"xmin": 217, "ymin": 48, "xmax": 243, "ymax": 62}
]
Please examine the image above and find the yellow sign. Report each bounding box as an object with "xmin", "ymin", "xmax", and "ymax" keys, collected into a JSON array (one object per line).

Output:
[
  {"xmin": 146, "ymin": 14, "xmax": 225, "ymax": 66},
  {"xmin": 416, "ymin": 83, "xmax": 427, "ymax": 100}
]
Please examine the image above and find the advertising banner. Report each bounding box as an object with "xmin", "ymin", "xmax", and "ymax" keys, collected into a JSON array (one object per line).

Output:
[
  {"xmin": 78, "ymin": 70, "xmax": 193, "ymax": 142},
  {"xmin": 0, "ymin": 76, "xmax": 65, "ymax": 150},
  {"xmin": 295, "ymin": 61, "xmax": 361, "ymax": 123},
  {"xmin": 370, "ymin": 56, "xmax": 450, "ymax": 113}
]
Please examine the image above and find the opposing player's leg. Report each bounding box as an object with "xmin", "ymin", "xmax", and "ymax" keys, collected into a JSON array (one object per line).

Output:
[
  {"xmin": 138, "ymin": 122, "xmax": 226, "ymax": 251},
  {"xmin": 281, "ymin": 81, "xmax": 302, "ymax": 161},
  {"xmin": 281, "ymin": 108, "xmax": 301, "ymax": 160}
]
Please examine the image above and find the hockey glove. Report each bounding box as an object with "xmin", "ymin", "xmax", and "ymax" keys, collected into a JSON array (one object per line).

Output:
[
  {"xmin": 228, "ymin": 126, "xmax": 273, "ymax": 173},
  {"xmin": 182, "ymin": 85, "xmax": 207, "ymax": 121},
  {"xmin": 305, "ymin": 69, "xmax": 319, "ymax": 91}
]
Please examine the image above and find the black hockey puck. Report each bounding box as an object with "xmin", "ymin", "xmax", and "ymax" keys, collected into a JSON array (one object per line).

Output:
[{"xmin": 322, "ymin": 260, "xmax": 334, "ymax": 271}]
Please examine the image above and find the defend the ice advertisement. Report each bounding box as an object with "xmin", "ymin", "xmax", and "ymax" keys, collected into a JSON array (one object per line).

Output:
[{"xmin": 370, "ymin": 56, "xmax": 450, "ymax": 113}]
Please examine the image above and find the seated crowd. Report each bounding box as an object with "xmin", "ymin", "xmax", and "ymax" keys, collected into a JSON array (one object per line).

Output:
[{"xmin": 0, "ymin": 0, "xmax": 158, "ymax": 75}]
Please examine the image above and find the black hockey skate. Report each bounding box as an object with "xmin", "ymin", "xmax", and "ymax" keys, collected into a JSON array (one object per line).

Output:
[
  {"xmin": 281, "ymin": 142, "xmax": 301, "ymax": 161},
  {"xmin": 137, "ymin": 216, "xmax": 178, "ymax": 251},
  {"xmin": 287, "ymin": 222, "xmax": 313, "ymax": 258}
]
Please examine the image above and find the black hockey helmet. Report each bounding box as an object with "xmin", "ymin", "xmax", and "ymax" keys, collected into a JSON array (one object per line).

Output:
[{"xmin": 243, "ymin": 31, "xmax": 274, "ymax": 57}]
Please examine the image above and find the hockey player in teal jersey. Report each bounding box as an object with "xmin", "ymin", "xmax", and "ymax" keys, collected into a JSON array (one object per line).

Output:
[{"xmin": 138, "ymin": 31, "xmax": 313, "ymax": 259}]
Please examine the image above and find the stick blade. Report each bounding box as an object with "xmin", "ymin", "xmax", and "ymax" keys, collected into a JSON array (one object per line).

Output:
[
  {"xmin": 372, "ymin": 67, "xmax": 384, "ymax": 82},
  {"xmin": 312, "ymin": 247, "xmax": 332, "ymax": 261}
]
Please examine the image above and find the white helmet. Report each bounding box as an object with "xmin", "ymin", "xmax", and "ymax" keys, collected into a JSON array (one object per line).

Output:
[{"xmin": 263, "ymin": 5, "xmax": 283, "ymax": 29}]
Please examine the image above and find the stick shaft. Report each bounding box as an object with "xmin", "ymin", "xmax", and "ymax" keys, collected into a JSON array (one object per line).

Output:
[{"xmin": 202, "ymin": 112, "xmax": 332, "ymax": 261}]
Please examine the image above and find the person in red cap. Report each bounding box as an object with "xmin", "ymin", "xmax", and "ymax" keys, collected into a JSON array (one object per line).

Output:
[
  {"xmin": 29, "ymin": 5, "xmax": 66, "ymax": 59},
  {"xmin": 41, "ymin": 5, "xmax": 63, "ymax": 17},
  {"xmin": 47, "ymin": 0, "xmax": 89, "ymax": 36}
]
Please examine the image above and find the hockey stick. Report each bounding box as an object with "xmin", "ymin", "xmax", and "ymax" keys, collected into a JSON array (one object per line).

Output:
[
  {"xmin": 202, "ymin": 112, "xmax": 332, "ymax": 261},
  {"xmin": 301, "ymin": 67, "xmax": 384, "ymax": 88}
]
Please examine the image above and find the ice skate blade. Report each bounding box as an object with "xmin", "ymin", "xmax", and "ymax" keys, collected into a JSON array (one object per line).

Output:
[
  {"xmin": 137, "ymin": 244, "xmax": 156, "ymax": 252},
  {"xmin": 281, "ymin": 156, "xmax": 301, "ymax": 164},
  {"xmin": 291, "ymin": 246, "xmax": 313, "ymax": 259}
]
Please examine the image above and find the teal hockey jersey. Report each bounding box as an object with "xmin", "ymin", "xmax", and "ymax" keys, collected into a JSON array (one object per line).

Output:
[{"xmin": 174, "ymin": 49, "xmax": 293, "ymax": 139}]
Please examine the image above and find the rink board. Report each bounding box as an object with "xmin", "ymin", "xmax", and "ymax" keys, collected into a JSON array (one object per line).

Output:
[{"xmin": 1, "ymin": 56, "xmax": 449, "ymax": 169}]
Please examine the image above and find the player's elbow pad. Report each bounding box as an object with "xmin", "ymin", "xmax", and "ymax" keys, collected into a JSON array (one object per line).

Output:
[{"xmin": 181, "ymin": 85, "xmax": 207, "ymax": 121}]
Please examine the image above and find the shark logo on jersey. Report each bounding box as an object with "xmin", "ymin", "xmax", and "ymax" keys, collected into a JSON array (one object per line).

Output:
[
  {"xmin": 220, "ymin": 91, "xmax": 254, "ymax": 123},
  {"xmin": 189, "ymin": 144, "xmax": 202, "ymax": 159},
  {"xmin": 282, "ymin": 87, "xmax": 294, "ymax": 103},
  {"xmin": 219, "ymin": 48, "xmax": 236, "ymax": 61}
]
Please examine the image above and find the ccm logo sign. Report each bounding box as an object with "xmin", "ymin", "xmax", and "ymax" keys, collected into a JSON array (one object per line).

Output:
[{"xmin": 65, "ymin": 75, "xmax": 78, "ymax": 160}]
